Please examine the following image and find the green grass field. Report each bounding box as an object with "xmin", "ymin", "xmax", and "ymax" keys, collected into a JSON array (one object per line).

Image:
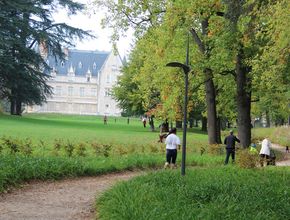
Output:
[
  {"xmin": 97, "ymin": 166, "xmax": 290, "ymax": 220},
  {"xmin": 0, "ymin": 113, "xmax": 221, "ymax": 192},
  {"xmin": 0, "ymin": 113, "xmax": 208, "ymax": 147},
  {"xmin": 0, "ymin": 114, "xmax": 289, "ymax": 219}
]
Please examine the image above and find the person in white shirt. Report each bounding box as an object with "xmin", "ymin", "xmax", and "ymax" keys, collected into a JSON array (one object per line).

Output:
[
  {"xmin": 259, "ymin": 138, "xmax": 271, "ymax": 166},
  {"xmin": 164, "ymin": 128, "xmax": 180, "ymax": 169}
]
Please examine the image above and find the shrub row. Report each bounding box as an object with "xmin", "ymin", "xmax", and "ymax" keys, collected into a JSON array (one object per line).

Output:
[
  {"xmin": 0, "ymin": 136, "xmax": 165, "ymax": 158},
  {"xmin": 0, "ymin": 154, "xmax": 164, "ymax": 193}
]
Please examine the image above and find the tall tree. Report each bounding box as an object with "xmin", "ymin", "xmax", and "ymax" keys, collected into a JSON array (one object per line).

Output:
[{"xmin": 0, "ymin": 0, "xmax": 91, "ymax": 115}]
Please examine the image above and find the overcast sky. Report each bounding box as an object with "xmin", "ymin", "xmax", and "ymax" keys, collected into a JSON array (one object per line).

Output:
[{"xmin": 52, "ymin": 0, "xmax": 133, "ymax": 57}]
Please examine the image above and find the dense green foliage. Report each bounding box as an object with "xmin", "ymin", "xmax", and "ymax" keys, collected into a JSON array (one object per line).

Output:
[
  {"xmin": 96, "ymin": 0, "xmax": 290, "ymax": 146},
  {"xmin": 97, "ymin": 167, "xmax": 290, "ymax": 220}
]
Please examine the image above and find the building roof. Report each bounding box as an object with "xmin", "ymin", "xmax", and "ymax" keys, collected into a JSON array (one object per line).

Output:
[{"xmin": 47, "ymin": 49, "xmax": 110, "ymax": 77}]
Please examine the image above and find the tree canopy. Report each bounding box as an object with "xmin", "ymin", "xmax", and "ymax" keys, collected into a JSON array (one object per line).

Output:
[{"xmin": 96, "ymin": 0, "xmax": 289, "ymax": 145}]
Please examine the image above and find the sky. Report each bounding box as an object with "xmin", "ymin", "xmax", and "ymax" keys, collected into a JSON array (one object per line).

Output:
[{"xmin": 52, "ymin": 0, "xmax": 133, "ymax": 57}]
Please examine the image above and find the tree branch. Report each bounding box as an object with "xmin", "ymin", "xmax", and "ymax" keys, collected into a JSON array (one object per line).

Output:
[
  {"xmin": 218, "ymin": 70, "xmax": 236, "ymax": 77},
  {"xmin": 216, "ymin": 11, "xmax": 224, "ymax": 17},
  {"xmin": 251, "ymin": 98, "xmax": 260, "ymax": 103},
  {"xmin": 121, "ymin": 9, "xmax": 151, "ymax": 26},
  {"xmin": 190, "ymin": 28, "xmax": 205, "ymax": 54},
  {"xmin": 192, "ymin": 76, "xmax": 214, "ymax": 91},
  {"xmin": 28, "ymin": 23, "xmax": 67, "ymax": 49}
]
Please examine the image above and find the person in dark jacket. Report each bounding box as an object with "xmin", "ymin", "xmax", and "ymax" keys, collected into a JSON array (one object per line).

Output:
[{"xmin": 224, "ymin": 130, "xmax": 240, "ymax": 164}]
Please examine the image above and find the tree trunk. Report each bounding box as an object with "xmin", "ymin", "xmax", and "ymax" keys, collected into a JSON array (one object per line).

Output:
[
  {"xmin": 16, "ymin": 99, "xmax": 22, "ymax": 115},
  {"xmin": 176, "ymin": 121, "xmax": 182, "ymax": 129},
  {"xmin": 190, "ymin": 18, "xmax": 220, "ymax": 145},
  {"xmin": 148, "ymin": 116, "xmax": 155, "ymax": 131},
  {"xmin": 236, "ymin": 52, "xmax": 251, "ymax": 148},
  {"xmin": 265, "ymin": 110, "xmax": 270, "ymax": 127},
  {"xmin": 201, "ymin": 117, "xmax": 207, "ymax": 131},
  {"xmin": 205, "ymin": 68, "xmax": 219, "ymax": 144},
  {"xmin": 189, "ymin": 119, "xmax": 193, "ymax": 128},
  {"xmin": 10, "ymin": 100, "xmax": 16, "ymax": 115},
  {"xmin": 216, "ymin": 117, "xmax": 222, "ymax": 144},
  {"xmin": 195, "ymin": 119, "xmax": 198, "ymax": 127}
]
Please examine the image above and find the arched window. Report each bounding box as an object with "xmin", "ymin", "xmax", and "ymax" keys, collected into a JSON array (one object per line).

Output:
[{"xmin": 93, "ymin": 62, "xmax": 96, "ymax": 69}]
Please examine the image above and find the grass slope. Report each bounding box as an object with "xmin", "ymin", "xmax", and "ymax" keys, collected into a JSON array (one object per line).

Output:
[{"xmin": 97, "ymin": 167, "xmax": 290, "ymax": 220}]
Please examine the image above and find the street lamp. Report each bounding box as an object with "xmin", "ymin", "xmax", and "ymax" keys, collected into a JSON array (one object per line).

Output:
[{"xmin": 166, "ymin": 34, "xmax": 191, "ymax": 176}]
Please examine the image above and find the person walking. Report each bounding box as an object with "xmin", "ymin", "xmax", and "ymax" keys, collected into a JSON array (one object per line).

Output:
[
  {"xmin": 142, "ymin": 117, "xmax": 147, "ymax": 128},
  {"xmin": 164, "ymin": 128, "xmax": 180, "ymax": 169},
  {"xmin": 259, "ymin": 138, "xmax": 272, "ymax": 166},
  {"xmin": 103, "ymin": 115, "xmax": 107, "ymax": 125},
  {"xmin": 224, "ymin": 130, "xmax": 240, "ymax": 165},
  {"xmin": 286, "ymin": 145, "xmax": 289, "ymax": 153}
]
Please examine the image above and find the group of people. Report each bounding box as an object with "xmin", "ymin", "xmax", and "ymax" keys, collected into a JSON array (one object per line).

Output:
[
  {"xmin": 223, "ymin": 130, "xmax": 275, "ymax": 166},
  {"xmin": 162, "ymin": 128, "xmax": 284, "ymax": 169},
  {"xmin": 102, "ymin": 115, "xmax": 285, "ymax": 168}
]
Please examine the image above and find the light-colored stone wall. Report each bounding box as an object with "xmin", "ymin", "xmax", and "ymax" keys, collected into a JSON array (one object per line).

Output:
[{"xmin": 97, "ymin": 52, "xmax": 123, "ymax": 116}]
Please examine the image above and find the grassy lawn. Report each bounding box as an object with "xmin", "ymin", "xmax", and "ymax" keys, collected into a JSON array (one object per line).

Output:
[
  {"xmin": 0, "ymin": 113, "xmax": 220, "ymax": 192},
  {"xmin": 0, "ymin": 113, "xmax": 208, "ymax": 147},
  {"xmin": 97, "ymin": 166, "xmax": 290, "ymax": 220}
]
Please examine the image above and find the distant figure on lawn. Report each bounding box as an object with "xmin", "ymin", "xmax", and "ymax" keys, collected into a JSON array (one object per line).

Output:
[
  {"xmin": 224, "ymin": 130, "xmax": 240, "ymax": 165},
  {"xmin": 259, "ymin": 138, "xmax": 272, "ymax": 166},
  {"xmin": 103, "ymin": 115, "xmax": 108, "ymax": 125},
  {"xmin": 142, "ymin": 117, "xmax": 147, "ymax": 128},
  {"xmin": 164, "ymin": 128, "xmax": 180, "ymax": 169},
  {"xmin": 286, "ymin": 145, "xmax": 289, "ymax": 153},
  {"xmin": 158, "ymin": 120, "xmax": 170, "ymax": 143}
]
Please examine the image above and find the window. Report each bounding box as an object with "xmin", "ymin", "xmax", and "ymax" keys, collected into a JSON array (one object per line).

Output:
[
  {"xmin": 91, "ymin": 88, "xmax": 97, "ymax": 96},
  {"xmin": 68, "ymin": 86, "xmax": 73, "ymax": 96},
  {"xmin": 80, "ymin": 87, "xmax": 85, "ymax": 97},
  {"xmin": 93, "ymin": 62, "xmax": 96, "ymax": 69},
  {"xmin": 111, "ymin": 67, "xmax": 118, "ymax": 72},
  {"xmin": 87, "ymin": 76, "xmax": 90, "ymax": 82},
  {"xmin": 105, "ymin": 88, "xmax": 111, "ymax": 97},
  {"xmin": 106, "ymin": 74, "xmax": 110, "ymax": 83},
  {"xmin": 61, "ymin": 61, "xmax": 64, "ymax": 67},
  {"xmin": 55, "ymin": 86, "xmax": 62, "ymax": 96},
  {"xmin": 105, "ymin": 104, "xmax": 109, "ymax": 108}
]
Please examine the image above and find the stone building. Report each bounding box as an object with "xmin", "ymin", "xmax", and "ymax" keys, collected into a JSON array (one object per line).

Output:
[{"xmin": 27, "ymin": 49, "xmax": 123, "ymax": 116}]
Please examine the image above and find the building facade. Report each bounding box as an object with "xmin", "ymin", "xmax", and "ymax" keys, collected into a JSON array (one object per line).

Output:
[{"xmin": 28, "ymin": 49, "xmax": 123, "ymax": 116}]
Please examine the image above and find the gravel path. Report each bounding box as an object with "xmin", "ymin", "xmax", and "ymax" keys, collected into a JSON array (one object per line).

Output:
[
  {"xmin": 271, "ymin": 144, "xmax": 290, "ymax": 166},
  {"xmin": 0, "ymin": 171, "xmax": 141, "ymax": 220}
]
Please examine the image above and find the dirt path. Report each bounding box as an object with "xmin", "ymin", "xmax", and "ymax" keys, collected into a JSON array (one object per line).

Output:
[
  {"xmin": 271, "ymin": 144, "xmax": 290, "ymax": 166},
  {"xmin": 0, "ymin": 171, "xmax": 142, "ymax": 220}
]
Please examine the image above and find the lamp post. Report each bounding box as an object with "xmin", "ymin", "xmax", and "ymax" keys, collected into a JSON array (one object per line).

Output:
[{"xmin": 166, "ymin": 34, "xmax": 190, "ymax": 176}]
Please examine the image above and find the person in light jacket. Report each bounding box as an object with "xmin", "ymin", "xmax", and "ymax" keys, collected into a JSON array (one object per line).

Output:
[
  {"xmin": 259, "ymin": 138, "xmax": 271, "ymax": 166},
  {"xmin": 164, "ymin": 128, "xmax": 180, "ymax": 169}
]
